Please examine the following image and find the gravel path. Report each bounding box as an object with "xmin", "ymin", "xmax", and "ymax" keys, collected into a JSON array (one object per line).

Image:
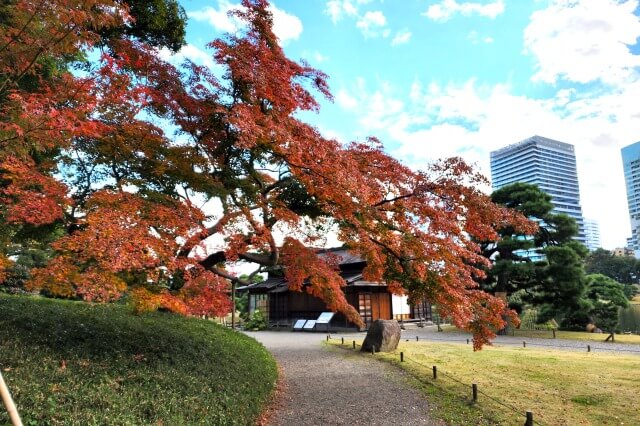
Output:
[
  {"xmin": 248, "ymin": 331, "xmax": 442, "ymax": 426},
  {"xmin": 396, "ymin": 325, "xmax": 640, "ymax": 355},
  {"xmin": 321, "ymin": 325, "xmax": 640, "ymax": 355}
]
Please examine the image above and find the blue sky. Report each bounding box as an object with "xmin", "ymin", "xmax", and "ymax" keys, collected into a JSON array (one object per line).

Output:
[{"xmin": 173, "ymin": 0, "xmax": 640, "ymax": 249}]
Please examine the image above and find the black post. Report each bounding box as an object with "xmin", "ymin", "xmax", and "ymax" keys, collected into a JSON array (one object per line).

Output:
[
  {"xmin": 552, "ymin": 329, "xmax": 556, "ymax": 339},
  {"xmin": 525, "ymin": 411, "xmax": 533, "ymax": 426},
  {"xmin": 326, "ymin": 335, "xmax": 329, "ymax": 341},
  {"xmin": 353, "ymin": 340, "xmax": 356, "ymax": 349},
  {"xmin": 432, "ymin": 365, "xmax": 437, "ymax": 379},
  {"xmin": 523, "ymin": 341, "xmax": 526, "ymax": 348},
  {"xmin": 416, "ymin": 336, "xmax": 419, "ymax": 342},
  {"xmin": 400, "ymin": 352, "xmax": 404, "ymax": 362},
  {"xmin": 587, "ymin": 344, "xmax": 591, "ymax": 352},
  {"xmin": 341, "ymin": 337, "xmax": 344, "ymax": 345},
  {"xmin": 472, "ymin": 383, "xmax": 478, "ymax": 402},
  {"xmin": 466, "ymin": 338, "xmax": 469, "ymax": 344}
]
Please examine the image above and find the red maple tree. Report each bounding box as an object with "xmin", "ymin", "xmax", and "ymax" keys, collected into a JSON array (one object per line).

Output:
[{"xmin": 0, "ymin": 0, "xmax": 535, "ymax": 347}]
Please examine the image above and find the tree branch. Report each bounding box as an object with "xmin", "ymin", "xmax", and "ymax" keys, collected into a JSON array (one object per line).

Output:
[{"xmin": 209, "ymin": 266, "xmax": 251, "ymax": 286}]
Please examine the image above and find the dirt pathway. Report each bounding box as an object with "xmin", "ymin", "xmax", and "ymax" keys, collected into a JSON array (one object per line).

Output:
[{"xmin": 248, "ymin": 331, "xmax": 442, "ymax": 426}]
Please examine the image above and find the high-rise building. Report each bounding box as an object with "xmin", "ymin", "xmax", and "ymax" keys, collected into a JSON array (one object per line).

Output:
[
  {"xmin": 490, "ymin": 135, "xmax": 585, "ymax": 242},
  {"xmin": 621, "ymin": 141, "xmax": 640, "ymax": 253},
  {"xmin": 613, "ymin": 247, "xmax": 634, "ymax": 257},
  {"xmin": 583, "ymin": 218, "xmax": 601, "ymax": 251}
]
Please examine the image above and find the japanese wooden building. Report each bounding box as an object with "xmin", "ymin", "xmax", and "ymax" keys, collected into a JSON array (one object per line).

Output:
[{"xmin": 238, "ymin": 247, "xmax": 432, "ymax": 329}]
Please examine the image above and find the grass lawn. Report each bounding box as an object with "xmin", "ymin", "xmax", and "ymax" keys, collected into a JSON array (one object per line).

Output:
[
  {"xmin": 330, "ymin": 339, "xmax": 639, "ymax": 425},
  {"xmin": 0, "ymin": 294, "xmax": 277, "ymax": 425}
]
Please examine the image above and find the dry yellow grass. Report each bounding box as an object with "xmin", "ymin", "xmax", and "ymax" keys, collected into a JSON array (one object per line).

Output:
[{"xmin": 334, "ymin": 339, "xmax": 640, "ymax": 425}]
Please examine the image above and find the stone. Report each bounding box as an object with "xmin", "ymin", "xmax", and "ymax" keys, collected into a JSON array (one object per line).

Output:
[{"xmin": 361, "ymin": 320, "xmax": 401, "ymax": 353}]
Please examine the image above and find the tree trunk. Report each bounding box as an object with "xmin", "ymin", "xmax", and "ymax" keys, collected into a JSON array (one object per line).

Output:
[{"xmin": 495, "ymin": 291, "xmax": 509, "ymax": 336}]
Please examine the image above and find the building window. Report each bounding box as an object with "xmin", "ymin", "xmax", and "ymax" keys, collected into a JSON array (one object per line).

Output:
[
  {"xmin": 359, "ymin": 293, "xmax": 373, "ymax": 327},
  {"xmin": 249, "ymin": 294, "xmax": 269, "ymax": 319}
]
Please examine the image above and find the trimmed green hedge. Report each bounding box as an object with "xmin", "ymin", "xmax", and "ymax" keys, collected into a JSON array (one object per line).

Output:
[{"xmin": 0, "ymin": 294, "xmax": 277, "ymax": 425}]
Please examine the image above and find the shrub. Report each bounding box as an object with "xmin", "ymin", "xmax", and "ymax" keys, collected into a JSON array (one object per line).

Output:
[
  {"xmin": 0, "ymin": 294, "xmax": 277, "ymax": 425},
  {"xmin": 245, "ymin": 309, "xmax": 268, "ymax": 330},
  {"xmin": 561, "ymin": 310, "xmax": 592, "ymax": 331}
]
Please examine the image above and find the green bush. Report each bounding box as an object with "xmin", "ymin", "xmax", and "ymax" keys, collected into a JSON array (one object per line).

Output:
[
  {"xmin": 245, "ymin": 309, "xmax": 268, "ymax": 330},
  {"xmin": 0, "ymin": 294, "xmax": 277, "ymax": 425},
  {"xmin": 561, "ymin": 310, "xmax": 592, "ymax": 331}
]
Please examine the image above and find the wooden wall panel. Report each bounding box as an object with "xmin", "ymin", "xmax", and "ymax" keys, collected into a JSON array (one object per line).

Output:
[{"xmin": 371, "ymin": 292, "xmax": 391, "ymax": 320}]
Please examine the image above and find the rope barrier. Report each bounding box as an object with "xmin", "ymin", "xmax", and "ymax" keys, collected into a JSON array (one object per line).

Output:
[
  {"xmin": 326, "ymin": 332, "xmax": 640, "ymax": 424},
  {"xmin": 406, "ymin": 349, "xmax": 549, "ymax": 425},
  {"xmin": 404, "ymin": 352, "xmax": 546, "ymax": 424}
]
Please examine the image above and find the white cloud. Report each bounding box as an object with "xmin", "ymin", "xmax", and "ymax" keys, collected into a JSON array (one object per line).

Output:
[
  {"xmin": 188, "ymin": 1, "xmax": 303, "ymax": 44},
  {"xmin": 270, "ymin": 3, "xmax": 303, "ymax": 43},
  {"xmin": 336, "ymin": 89, "xmax": 359, "ymax": 109},
  {"xmin": 424, "ymin": 0, "xmax": 505, "ymax": 22},
  {"xmin": 333, "ymin": 77, "xmax": 640, "ymax": 248},
  {"xmin": 524, "ymin": 0, "xmax": 640, "ymax": 86},
  {"xmin": 157, "ymin": 44, "xmax": 220, "ymax": 73},
  {"xmin": 391, "ymin": 29, "xmax": 412, "ymax": 46},
  {"xmin": 188, "ymin": 1, "xmax": 242, "ymax": 33},
  {"xmin": 325, "ymin": 1, "xmax": 398, "ymax": 40},
  {"xmin": 356, "ymin": 11, "xmax": 389, "ymax": 38},
  {"xmin": 314, "ymin": 51, "xmax": 329, "ymax": 62},
  {"xmin": 301, "ymin": 50, "xmax": 329, "ymax": 63},
  {"xmin": 324, "ymin": 0, "xmax": 360, "ymax": 23},
  {"xmin": 325, "ymin": 1, "xmax": 343, "ymax": 23},
  {"xmin": 467, "ymin": 30, "xmax": 495, "ymax": 44}
]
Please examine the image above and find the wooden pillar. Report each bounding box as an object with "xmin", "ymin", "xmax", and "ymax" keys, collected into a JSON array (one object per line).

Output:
[
  {"xmin": 0, "ymin": 371, "xmax": 22, "ymax": 426},
  {"xmin": 231, "ymin": 282, "xmax": 236, "ymax": 329}
]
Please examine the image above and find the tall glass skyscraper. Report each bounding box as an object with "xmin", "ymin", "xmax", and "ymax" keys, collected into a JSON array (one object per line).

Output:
[
  {"xmin": 583, "ymin": 218, "xmax": 601, "ymax": 251},
  {"xmin": 621, "ymin": 141, "xmax": 640, "ymax": 252},
  {"xmin": 490, "ymin": 135, "xmax": 586, "ymax": 242}
]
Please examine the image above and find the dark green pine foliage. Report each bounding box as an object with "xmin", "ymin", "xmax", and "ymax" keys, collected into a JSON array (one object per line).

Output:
[
  {"xmin": 479, "ymin": 182, "xmax": 554, "ymax": 297},
  {"xmin": 101, "ymin": 0, "xmax": 187, "ymax": 52},
  {"xmin": 479, "ymin": 182, "xmax": 589, "ymax": 323}
]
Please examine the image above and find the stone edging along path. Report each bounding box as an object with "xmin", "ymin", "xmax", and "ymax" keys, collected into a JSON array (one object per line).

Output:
[{"xmin": 248, "ymin": 331, "xmax": 443, "ymax": 426}]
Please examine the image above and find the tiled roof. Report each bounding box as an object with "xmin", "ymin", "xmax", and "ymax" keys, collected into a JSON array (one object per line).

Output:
[{"xmin": 237, "ymin": 271, "xmax": 368, "ymax": 293}]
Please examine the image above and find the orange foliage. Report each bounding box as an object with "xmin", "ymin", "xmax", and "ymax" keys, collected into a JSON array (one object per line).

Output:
[
  {"xmin": 27, "ymin": 258, "xmax": 127, "ymax": 302},
  {"xmin": 0, "ymin": 156, "xmax": 71, "ymax": 225},
  {"xmin": 2, "ymin": 0, "xmax": 537, "ymax": 347},
  {"xmin": 128, "ymin": 272, "xmax": 232, "ymax": 318},
  {"xmin": 179, "ymin": 268, "xmax": 233, "ymax": 317},
  {"xmin": 0, "ymin": 254, "xmax": 12, "ymax": 283},
  {"xmin": 50, "ymin": 191, "xmax": 205, "ymax": 273}
]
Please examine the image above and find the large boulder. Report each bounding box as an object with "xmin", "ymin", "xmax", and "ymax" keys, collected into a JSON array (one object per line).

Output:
[{"xmin": 361, "ymin": 320, "xmax": 401, "ymax": 353}]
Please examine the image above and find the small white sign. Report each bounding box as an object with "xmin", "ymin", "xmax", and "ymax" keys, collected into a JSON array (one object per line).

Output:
[
  {"xmin": 316, "ymin": 312, "xmax": 335, "ymax": 324},
  {"xmin": 303, "ymin": 320, "xmax": 317, "ymax": 329},
  {"xmin": 293, "ymin": 319, "xmax": 307, "ymax": 329}
]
